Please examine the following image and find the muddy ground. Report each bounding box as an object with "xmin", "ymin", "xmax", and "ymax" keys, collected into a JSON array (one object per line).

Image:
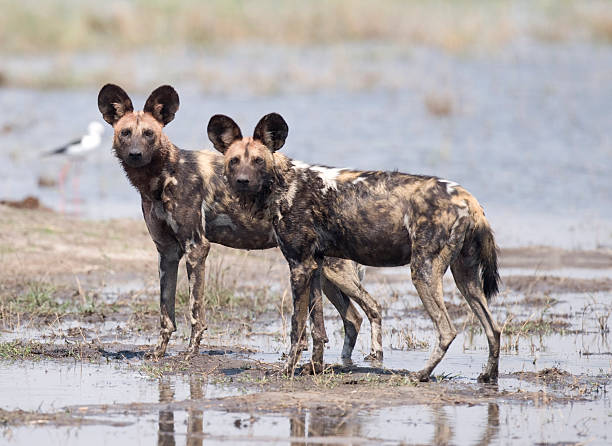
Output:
[{"xmin": 1, "ymin": 204, "xmax": 611, "ymax": 445}]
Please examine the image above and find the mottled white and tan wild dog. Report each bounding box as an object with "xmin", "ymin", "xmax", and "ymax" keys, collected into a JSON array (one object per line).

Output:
[
  {"xmin": 210, "ymin": 113, "xmax": 502, "ymax": 382},
  {"xmin": 97, "ymin": 84, "xmax": 383, "ymax": 362}
]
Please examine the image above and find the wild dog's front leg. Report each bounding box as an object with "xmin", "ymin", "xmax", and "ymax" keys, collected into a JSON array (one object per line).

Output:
[
  {"xmin": 148, "ymin": 250, "xmax": 180, "ymax": 359},
  {"xmin": 285, "ymin": 258, "xmax": 318, "ymax": 376},
  {"xmin": 304, "ymin": 267, "xmax": 328, "ymax": 374},
  {"xmin": 185, "ymin": 239, "xmax": 210, "ymax": 359}
]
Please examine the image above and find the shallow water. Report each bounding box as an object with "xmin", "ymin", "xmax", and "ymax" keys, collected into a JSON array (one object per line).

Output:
[
  {"xmin": 2, "ymin": 362, "xmax": 610, "ymax": 445},
  {"xmin": 1, "ymin": 41, "xmax": 611, "ymax": 249},
  {"xmin": 0, "ymin": 361, "xmax": 250, "ymax": 413}
]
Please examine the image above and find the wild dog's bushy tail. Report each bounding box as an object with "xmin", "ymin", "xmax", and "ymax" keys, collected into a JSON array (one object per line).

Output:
[{"xmin": 473, "ymin": 220, "xmax": 500, "ymax": 300}]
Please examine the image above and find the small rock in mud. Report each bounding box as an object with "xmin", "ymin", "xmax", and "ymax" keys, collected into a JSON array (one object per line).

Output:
[{"xmin": 0, "ymin": 196, "xmax": 50, "ymax": 211}]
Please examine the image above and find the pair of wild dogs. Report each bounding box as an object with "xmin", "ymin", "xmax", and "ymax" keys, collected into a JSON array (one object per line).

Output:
[{"xmin": 98, "ymin": 84, "xmax": 501, "ymax": 382}]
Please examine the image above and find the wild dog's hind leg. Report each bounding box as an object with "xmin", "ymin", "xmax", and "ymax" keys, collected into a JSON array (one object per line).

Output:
[
  {"xmin": 451, "ymin": 256, "xmax": 501, "ymax": 383},
  {"xmin": 184, "ymin": 239, "xmax": 210, "ymax": 359},
  {"xmin": 322, "ymin": 260, "xmax": 383, "ymax": 360},
  {"xmin": 321, "ymin": 275, "xmax": 362, "ymax": 360},
  {"xmin": 148, "ymin": 249, "xmax": 181, "ymax": 359},
  {"xmin": 411, "ymin": 255, "xmax": 456, "ymax": 381}
]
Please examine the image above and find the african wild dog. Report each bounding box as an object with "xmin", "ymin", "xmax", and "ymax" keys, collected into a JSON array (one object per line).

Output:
[
  {"xmin": 97, "ymin": 84, "xmax": 383, "ymax": 363},
  {"xmin": 209, "ymin": 113, "xmax": 502, "ymax": 382}
]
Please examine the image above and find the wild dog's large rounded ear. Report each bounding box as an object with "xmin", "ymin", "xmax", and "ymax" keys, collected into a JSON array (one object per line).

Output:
[
  {"xmin": 253, "ymin": 113, "xmax": 288, "ymax": 152},
  {"xmin": 143, "ymin": 85, "xmax": 180, "ymax": 126},
  {"xmin": 207, "ymin": 115, "xmax": 243, "ymax": 154},
  {"xmin": 98, "ymin": 84, "xmax": 134, "ymax": 126}
]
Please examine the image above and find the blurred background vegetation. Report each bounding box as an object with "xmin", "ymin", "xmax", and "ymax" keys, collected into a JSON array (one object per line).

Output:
[
  {"xmin": 1, "ymin": 0, "xmax": 611, "ymax": 92},
  {"xmin": 1, "ymin": 0, "xmax": 611, "ymax": 53}
]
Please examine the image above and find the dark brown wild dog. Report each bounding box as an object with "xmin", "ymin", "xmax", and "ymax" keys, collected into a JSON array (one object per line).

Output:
[
  {"xmin": 97, "ymin": 84, "xmax": 383, "ymax": 362},
  {"xmin": 209, "ymin": 113, "xmax": 502, "ymax": 382}
]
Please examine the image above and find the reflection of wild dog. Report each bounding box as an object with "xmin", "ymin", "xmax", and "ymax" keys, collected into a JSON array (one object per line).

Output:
[
  {"xmin": 97, "ymin": 84, "xmax": 383, "ymax": 361},
  {"xmin": 209, "ymin": 113, "xmax": 501, "ymax": 382}
]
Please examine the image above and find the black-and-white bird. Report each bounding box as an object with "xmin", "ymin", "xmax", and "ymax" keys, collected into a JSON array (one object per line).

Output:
[
  {"xmin": 45, "ymin": 121, "xmax": 105, "ymax": 158},
  {"xmin": 43, "ymin": 121, "xmax": 105, "ymax": 213}
]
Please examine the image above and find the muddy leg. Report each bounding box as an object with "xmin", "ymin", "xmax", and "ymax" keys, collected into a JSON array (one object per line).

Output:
[
  {"xmin": 285, "ymin": 259, "xmax": 318, "ymax": 376},
  {"xmin": 185, "ymin": 239, "xmax": 210, "ymax": 359},
  {"xmin": 322, "ymin": 260, "xmax": 383, "ymax": 360},
  {"xmin": 411, "ymin": 258, "xmax": 457, "ymax": 381},
  {"xmin": 451, "ymin": 257, "xmax": 501, "ymax": 383},
  {"xmin": 148, "ymin": 250, "xmax": 180, "ymax": 359},
  {"xmin": 304, "ymin": 267, "xmax": 328, "ymax": 374}
]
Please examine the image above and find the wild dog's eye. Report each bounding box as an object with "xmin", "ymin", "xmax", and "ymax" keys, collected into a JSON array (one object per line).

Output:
[
  {"xmin": 143, "ymin": 129, "xmax": 154, "ymax": 138},
  {"xmin": 254, "ymin": 157, "xmax": 264, "ymax": 165},
  {"xmin": 229, "ymin": 157, "xmax": 240, "ymax": 166},
  {"xmin": 120, "ymin": 128, "xmax": 132, "ymax": 137}
]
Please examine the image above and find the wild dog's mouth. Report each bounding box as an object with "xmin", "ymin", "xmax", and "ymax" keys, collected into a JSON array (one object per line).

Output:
[
  {"xmin": 230, "ymin": 178, "xmax": 262, "ymax": 195},
  {"xmin": 120, "ymin": 152, "xmax": 151, "ymax": 168},
  {"xmin": 123, "ymin": 158, "xmax": 148, "ymax": 168}
]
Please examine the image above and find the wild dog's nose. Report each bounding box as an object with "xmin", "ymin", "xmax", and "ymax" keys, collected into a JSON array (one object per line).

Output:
[
  {"xmin": 236, "ymin": 176, "xmax": 250, "ymax": 187},
  {"xmin": 128, "ymin": 151, "xmax": 143, "ymax": 161}
]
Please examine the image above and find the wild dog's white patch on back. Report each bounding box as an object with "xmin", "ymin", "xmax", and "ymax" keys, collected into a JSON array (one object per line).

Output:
[
  {"xmin": 439, "ymin": 179, "xmax": 459, "ymax": 194},
  {"xmin": 403, "ymin": 214, "xmax": 411, "ymax": 232},
  {"xmin": 352, "ymin": 177, "xmax": 366, "ymax": 185},
  {"xmin": 310, "ymin": 166, "xmax": 345, "ymax": 192},
  {"xmin": 179, "ymin": 158, "xmax": 185, "ymax": 164},
  {"xmin": 291, "ymin": 160, "xmax": 310, "ymax": 170},
  {"xmin": 210, "ymin": 214, "xmax": 237, "ymax": 231}
]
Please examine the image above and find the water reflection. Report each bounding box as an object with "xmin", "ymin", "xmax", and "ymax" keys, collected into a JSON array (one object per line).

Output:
[
  {"xmin": 186, "ymin": 377, "xmax": 204, "ymax": 446},
  {"xmin": 290, "ymin": 409, "xmax": 363, "ymax": 445},
  {"xmin": 158, "ymin": 380, "xmax": 176, "ymax": 446},
  {"xmin": 158, "ymin": 377, "xmax": 205, "ymax": 446},
  {"xmin": 476, "ymin": 404, "xmax": 500, "ymax": 446},
  {"xmin": 155, "ymin": 375, "xmax": 501, "ymax": 445},
  {"xmin": 431, "ymin": 406, "xmax": 453, "ymax": 446},
  {"xmin": 288, "ymin": 401, "xmax": 500, "ymax": 445}
]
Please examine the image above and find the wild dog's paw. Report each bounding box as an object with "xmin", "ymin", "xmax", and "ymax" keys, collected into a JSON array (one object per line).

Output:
[
  {"xmin": 477, "ymin": 371, "xmax": 498, "ymax": 384},
  {"xmin": 364, "ymin": 350, "xmax": 383, "ymax": 361},
  {"xmin": 144, "ymin": 348, "xmax": 164, "ymax": 361},
  {"xmin": 412, "ymin": 370, "xmax": 431, "ymax": 382},
  {"xmin": 300, "ymin": 361, "xmax": 325, "ymax": 376}
]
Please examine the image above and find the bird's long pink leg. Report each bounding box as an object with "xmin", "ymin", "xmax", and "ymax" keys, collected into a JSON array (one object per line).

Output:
[{"xmin": 58, "ymin": 161, "xmax": 71, "ymax": 214}]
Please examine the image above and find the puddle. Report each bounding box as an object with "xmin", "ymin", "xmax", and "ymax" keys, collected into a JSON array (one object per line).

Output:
[
  {"xmin": 4, "ymin": 398, "xmax": 611, "ymax": 445},
  {"xmin": 0, "ymin": 360, "xmax": 250, "ymax": 413}
]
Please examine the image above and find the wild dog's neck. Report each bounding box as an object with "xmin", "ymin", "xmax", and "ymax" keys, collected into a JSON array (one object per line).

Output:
[{"xmin": 119, "ymin": 136, "xmax": 180, "ymax": 201}]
